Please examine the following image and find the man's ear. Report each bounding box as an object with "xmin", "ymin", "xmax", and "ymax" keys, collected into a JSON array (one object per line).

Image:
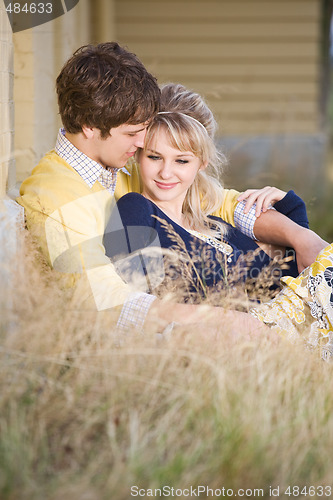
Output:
[{"xmin": 81, "ymin": 125, "xmax": 96, "ymax": 139}]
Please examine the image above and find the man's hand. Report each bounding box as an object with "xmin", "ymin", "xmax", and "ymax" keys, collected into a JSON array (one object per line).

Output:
[{"xmin": 237, "ymin": 186, "xmax": 287, "ymax": 217}]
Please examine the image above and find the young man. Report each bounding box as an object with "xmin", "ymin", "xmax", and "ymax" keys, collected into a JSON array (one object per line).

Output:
[{"xmin": 17, "ymin": 42, "xmax": 327, "ymax": 337}]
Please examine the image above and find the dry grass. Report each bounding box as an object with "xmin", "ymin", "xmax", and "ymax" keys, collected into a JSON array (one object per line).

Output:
[{"xmin": 1, "ymin": 230, "xmax": 333, "ymax": 500}]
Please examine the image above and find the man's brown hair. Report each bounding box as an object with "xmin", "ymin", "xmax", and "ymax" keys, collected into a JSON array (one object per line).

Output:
[{"xmin": 56, "ymin": 42, "xmax": 160, "ymax": 137}]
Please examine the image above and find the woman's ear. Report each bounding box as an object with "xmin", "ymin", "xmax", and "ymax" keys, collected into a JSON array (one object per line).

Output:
[{"xmin": 199, "ymin": 161, "xmax": 208, "ymax": 171}]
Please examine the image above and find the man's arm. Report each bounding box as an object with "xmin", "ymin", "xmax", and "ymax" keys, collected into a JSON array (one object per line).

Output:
[
  {"xmin": 221, "ymin": 186, "xmax": 326, "ymax": 271},
  {"xmin": 238, "ymin": 186, "xmax": 308, "ymax": 226},
  {"xmin": 253, "ymin": 209, "xmax": 328, "ymax": 272},
  {"xmin": 145, "ymin": 296, "xmax": 270, "ymax": 340}
]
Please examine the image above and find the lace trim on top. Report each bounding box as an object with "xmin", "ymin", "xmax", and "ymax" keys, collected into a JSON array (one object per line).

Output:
[{"xmin": 186, "ymin": 228, "xmax": 234, "ymax": 262}]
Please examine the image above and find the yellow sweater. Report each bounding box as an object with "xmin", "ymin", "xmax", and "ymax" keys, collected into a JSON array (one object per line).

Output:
[{"xmin": 17, "ymin": 151, "xmax": 240, "ymax": 314}]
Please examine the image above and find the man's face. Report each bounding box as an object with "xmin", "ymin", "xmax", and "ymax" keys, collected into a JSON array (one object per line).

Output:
[{"xmin": 90, "ymin": 122, "xmax": 149, "ymax": 169}]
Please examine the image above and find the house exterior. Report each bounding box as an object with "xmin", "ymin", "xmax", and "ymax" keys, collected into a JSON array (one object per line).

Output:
[
  {"xmin": 0, "ymin": 0, "xmax": 331, "ymax": 201},
  {"xmin": 114, "ymin": 0, "xmax": 330, "ymax": 195}
]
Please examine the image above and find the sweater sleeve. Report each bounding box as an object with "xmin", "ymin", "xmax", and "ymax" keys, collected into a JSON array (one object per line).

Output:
[
  {"xmin": 210, "ymin": 188, "xmax": 240, "ymax": 226},
  {"xmin": 273, "ymin": 190, "xmax": 309, "ymax": 228},
  {"xmin": 42, "ymin": 191, "xmax": 151, "ymax": 312},
  {"xmin": 17, "ymin": 158, "xmax": 152, "ymax": 316}
]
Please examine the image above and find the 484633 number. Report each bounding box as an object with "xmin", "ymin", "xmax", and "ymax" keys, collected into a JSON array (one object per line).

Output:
[
  {"xmin": 284, "ymin": 485, "xmax": 332, "ymax": 496},
  {"xmin": 6, "ymin": 2, "xmax": 53, "ymax": 14}
]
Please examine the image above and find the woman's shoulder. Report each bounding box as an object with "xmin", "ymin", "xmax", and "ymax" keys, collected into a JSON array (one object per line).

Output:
[
  {"xmin": 117, "ymin": 192, "xmax": 154, "ymax": 210},
  {"xmin": 115, "ymin": 193, "xmax": 158, "ymax": 227},
  {"xmin": 117, "ymin": 191, "xmax": 146, "ymax": 204},
  {"xmin": 117, "ymin": 192, "xmax": 168, "ymax": 215}
]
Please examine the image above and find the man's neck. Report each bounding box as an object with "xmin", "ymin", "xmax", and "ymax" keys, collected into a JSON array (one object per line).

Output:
[
  {"xmin": 65, "ymin": 131, "xmax": 110, "ymax": 169},
  {"xmin": 65, "ymin": 131, "xmax": 90, "ymax": 156}
]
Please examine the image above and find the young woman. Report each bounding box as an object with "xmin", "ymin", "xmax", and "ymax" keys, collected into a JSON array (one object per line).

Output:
[
  {"xmin": 105, "ymin": 84, "xmax": 313, "ymax": 295},
  {"xmin": 104, "ymin": 89, "xmax": 332, "ymax": 359}
]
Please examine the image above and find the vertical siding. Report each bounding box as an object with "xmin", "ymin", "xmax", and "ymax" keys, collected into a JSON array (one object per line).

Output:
[
  {"xmin": 115, "ymin": 0, "xmax": 322, "ymax": 136},
  {"xmin": 0, "ymin": 1, "xmax": 14, "ymax": 197}
]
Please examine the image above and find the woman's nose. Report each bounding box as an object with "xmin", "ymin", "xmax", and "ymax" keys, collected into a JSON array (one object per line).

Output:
[{"xmin": 159, "ymin": 161, "xmax": 173, "ymax": 179}]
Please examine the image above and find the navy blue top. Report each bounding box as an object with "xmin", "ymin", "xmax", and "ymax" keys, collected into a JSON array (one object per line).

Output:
[{"xmin": 104, "ymin": 190, "xmax": 309, "ymax": 301}]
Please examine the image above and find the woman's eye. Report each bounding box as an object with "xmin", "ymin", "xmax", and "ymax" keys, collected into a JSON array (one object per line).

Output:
[
  {"xmin": 176, "ymin": 159, "xmax": 189, "ymax": 165},
  {"xmin": 147, "ymin": 155, "xmax": 161, "ymax": 160}
]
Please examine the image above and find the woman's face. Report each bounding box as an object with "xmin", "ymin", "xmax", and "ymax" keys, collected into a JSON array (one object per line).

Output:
[{"xmin": 139, "ymin": 128, "xmax": 204, "ymax": 211}]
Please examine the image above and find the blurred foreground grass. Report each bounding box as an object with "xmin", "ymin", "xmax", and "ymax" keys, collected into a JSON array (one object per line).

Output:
[{"xmin": 1, "ymin": 230, "xmax": 333, "ymax": 500}]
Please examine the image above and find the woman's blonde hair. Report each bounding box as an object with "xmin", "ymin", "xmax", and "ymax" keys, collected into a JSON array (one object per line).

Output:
[
  {"xmin": 160, "ymin": 83, "xmax": 219, "ymax": 140},
  {"xmin": 144, "ymin": 110, "xmax": 227, "ymax": 235}
]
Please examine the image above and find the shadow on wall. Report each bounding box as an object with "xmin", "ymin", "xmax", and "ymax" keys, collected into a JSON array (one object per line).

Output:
[{"xmin": 220, "ymin": 133, "xmax": 328, "ymax": 200}]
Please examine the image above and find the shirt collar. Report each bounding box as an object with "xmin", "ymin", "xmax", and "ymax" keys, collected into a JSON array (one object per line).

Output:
[{"xmin": 55, "ymin": 128, "xmax": 127, "ymax": 193}]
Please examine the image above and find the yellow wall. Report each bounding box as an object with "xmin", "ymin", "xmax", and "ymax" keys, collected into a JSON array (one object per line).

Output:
[
  {"xmin": 12, "ymin": 0, "xmax": 94, "ymax": 185},
  {"xmin": 5, "ymin": 0, "xmax": 328, "ymax": 196},
  {"xmin": 115, "ymin": 0, "xmax": 322, "ymax": 136}
]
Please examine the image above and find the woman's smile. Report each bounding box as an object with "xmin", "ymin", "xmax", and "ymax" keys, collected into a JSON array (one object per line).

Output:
[{"xmin": 154, "ymin": 180, "xmax": 179, "ymax": 190}]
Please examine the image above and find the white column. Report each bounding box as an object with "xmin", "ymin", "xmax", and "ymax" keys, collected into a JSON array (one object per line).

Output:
[
  {"xmin": 0, "ymin": 0, "xmax": 15, "ymax": 197},
  {"xmin": 33, "ymin": 24, "xmax": 57, "ymax": 166}
]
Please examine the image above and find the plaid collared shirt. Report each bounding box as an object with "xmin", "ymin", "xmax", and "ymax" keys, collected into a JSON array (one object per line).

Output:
[
  {"xmin": 55, "ymin": 128, "xmax": 156, "ymax": 333},
  {"xmin": 234, "ymin": 200, "xmax": 275, "ymax": 240},
  {"xmin": 234, "ymin": 201, "xmax": 257, "ymax": 240},
  {"xmin": 55, "ymin": 128, "xmax": 118, "ymax": 192}
]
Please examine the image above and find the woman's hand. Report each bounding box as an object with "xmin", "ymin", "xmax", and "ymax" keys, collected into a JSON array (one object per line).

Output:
[{"xmin": 237, "ymin": 186, "xmax": 287, "ymax": 217}]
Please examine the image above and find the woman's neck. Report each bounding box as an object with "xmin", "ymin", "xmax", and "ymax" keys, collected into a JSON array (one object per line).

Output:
[{"xmin": 141, "ymin": 194, "xmax": 186, "ymax": 227}]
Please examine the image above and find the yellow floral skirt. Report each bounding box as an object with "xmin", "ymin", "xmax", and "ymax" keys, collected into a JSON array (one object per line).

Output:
[{"xmin": 250, "ymin": 243, "xmax": 333, "ymax": 361}]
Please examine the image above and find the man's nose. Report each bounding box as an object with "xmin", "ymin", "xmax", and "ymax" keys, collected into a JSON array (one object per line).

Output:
[{"xmin": 134, "ymin": 129, "xmax": 146, "ymax": 148}]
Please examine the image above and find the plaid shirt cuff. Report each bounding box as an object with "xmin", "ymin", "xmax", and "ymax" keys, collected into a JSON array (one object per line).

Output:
[
  {"xmin": 234, "ymin": 201, "xmax": 275, "ymax": 241},
  {"xmin": 116, "ymin": 292, "xmax": 157, "ymax": 334},
  {"xmin": 234, "ymin": 201, "xmax": 258, "ymax": 240}
]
